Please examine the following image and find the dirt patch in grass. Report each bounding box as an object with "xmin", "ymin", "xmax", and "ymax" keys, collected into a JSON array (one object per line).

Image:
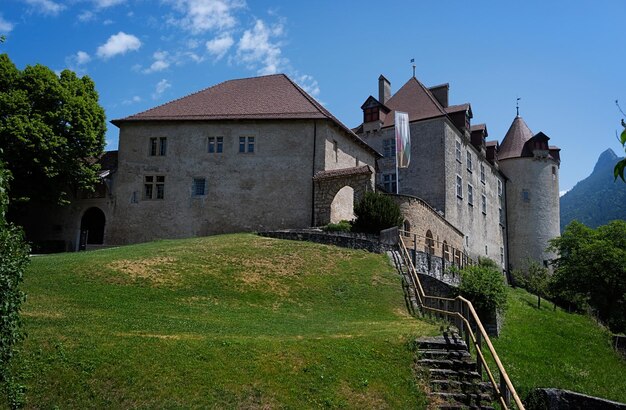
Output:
[
  {"xmin": 108, "ymin": 257, "xmax": 178, "ymax": 286},
  {"xmin": 338, "ymin": 381, "xmax": 387, "ymax": 409},
  {"xmin": 113, "ymin": 332, "xmax": 204, "ymax": 341}
]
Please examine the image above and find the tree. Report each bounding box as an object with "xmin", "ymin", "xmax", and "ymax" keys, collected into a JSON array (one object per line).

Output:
[
  {"xmin": 352, "ymin": 191, "xmax": 403, "ymax": 234},
  {"xmin": 0, "ymin": 158, "xmax": 29, "ymax": 408},
  {"xmin": 549, "ymin": 220, "xmax": 626, "ymax": 333},
  {"xmin": 615, "ymin": 100, "xmax": 626, "ymax": 182},
  {"xmin": 513, "ymin": 261, "xmax": 550, "ymax": 309},
  {"xmin": 457, "ymin": 257, "xmax": 508, "ymax": 314},
  {"xmin": 0, "ymin": 53, "xmax": 106, "ymax": 209}
]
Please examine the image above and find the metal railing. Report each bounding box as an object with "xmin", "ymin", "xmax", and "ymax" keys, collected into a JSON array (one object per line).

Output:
[{"xmin": 398, "ymin": 234, "xmax": 524, "ymax": 410}]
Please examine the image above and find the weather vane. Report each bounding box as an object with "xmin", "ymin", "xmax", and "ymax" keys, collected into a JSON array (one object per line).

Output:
[
  {"xmin": 411, "ymin": 58, "xmax": 415, "ymax": 78},
  {"xmin": 516, "ymin": 97, "xmax": 521, "ymax": 117}
]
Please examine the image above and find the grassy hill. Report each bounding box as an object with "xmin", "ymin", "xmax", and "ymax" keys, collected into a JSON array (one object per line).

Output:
[
  {"xmin": 11, "ymin": 234, "xmax": 438, "ymax": 408},
  {"xmin": 491, "ymin": 288, "xmax": 626, "ymax": 403}
]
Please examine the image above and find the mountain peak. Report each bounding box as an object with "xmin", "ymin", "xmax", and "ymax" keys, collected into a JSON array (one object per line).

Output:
[{"xmin": 593, "ymin": 148, "xmax": 619, "ymax": 173}]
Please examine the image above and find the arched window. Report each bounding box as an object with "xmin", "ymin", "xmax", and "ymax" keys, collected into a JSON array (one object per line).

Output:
[
  {"xmin": 425, "ymin": 230, "xmax": 435, "ymax": 255},
  {"xmin": 442, "ymin": 241, "xmax": 450, "ymax": 262},
  {"xmin": 403, "ymin": 220, "xmax": 411, "ymax": 236}
]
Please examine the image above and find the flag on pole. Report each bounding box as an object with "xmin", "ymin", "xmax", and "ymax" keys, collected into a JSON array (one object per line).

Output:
[{"xmin": 395, "ymin": 111, "xmax": 410, "ymax": 168}]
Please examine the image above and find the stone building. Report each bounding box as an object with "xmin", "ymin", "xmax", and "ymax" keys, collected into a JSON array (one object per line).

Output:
[
  {"xmin": 27, "ymin": 74, "xmax": 379, "ymax": 249},
  {"xmin": 354, "ymin": 75, "xmax": 509, "ymax": 268},
  {"xmin": 498, "ymin": 115, "xmax": 560, "ymax": 271}
]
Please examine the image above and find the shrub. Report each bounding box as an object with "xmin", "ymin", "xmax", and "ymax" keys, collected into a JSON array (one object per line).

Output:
[
  {"xmin": 458, "ymin": 258, "xmax": 507, "ymax": 314},
  {"xmin": 0, "ymin": 160, "xmax": 30, "ymax": 408},
  {"xmin": 323, "ymin": 220, "xmax": 352, "ymax": 232},
  {"xmin": 352, "ymin": 192, "xmax": 403, "ymax": 234}
]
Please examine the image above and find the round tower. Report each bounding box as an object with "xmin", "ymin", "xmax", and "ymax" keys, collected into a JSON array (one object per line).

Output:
[{"xmin": 498, "ymin": 115, "xmax": 561, "ymax": 273}]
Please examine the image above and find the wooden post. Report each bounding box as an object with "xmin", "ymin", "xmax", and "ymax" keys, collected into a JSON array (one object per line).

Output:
[
  {"xmin": 500, "ymin": 372, "xmax": 511, "ymax": 406},
  {"xmin": 463, "ymin": 304, "xmax": 470, "ymax": 348},
  {"xmin": 476, "ymin": 327, "xmax": 483, "ymax": 378}
]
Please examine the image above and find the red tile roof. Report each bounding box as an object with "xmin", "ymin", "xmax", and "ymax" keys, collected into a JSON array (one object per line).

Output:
[
  {"xmin": 380, "ymin": 77, "xmax": 448, "ymax": 127},
  {"xmin": 112, "ymin": 74, "xmax": 379, "ymax": 156},
  {"xmin": 498, "ymin": 116, "xmax": 534, "ymax": 160}
]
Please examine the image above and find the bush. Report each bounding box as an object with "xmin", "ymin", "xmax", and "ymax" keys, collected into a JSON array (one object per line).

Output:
[
  {"xmin": 323, "ymin": 220, "xmax": 352, "ymax": 232},
  {"xmin": 0, "ymin": 160, "xmax": 29, "ymax": 408},
  {"xmin": 352, "ymin": 192, "xmax": 403, "ymax": 234},
  {"xmin": 458, "ymin": 258, "xmax": 507, "ymax": 314}
]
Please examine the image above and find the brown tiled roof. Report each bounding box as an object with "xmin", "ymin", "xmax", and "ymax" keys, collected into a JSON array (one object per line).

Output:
[
  {"xmin": 112, "ymin": 74, "xmax": 379, "ymax": 157},
  {"xmin": 486, "ymin": 140, "xmax": 499, "ymax": 147},
  {"xmin": 312, "ymin": 165, "xmax": 373, "ymax": 181},
  {"xmin": 88, "ymin": 150, "xmax": 118, "ymax": 171},
  {"xmin": 498, "ymin": 116, "xmax": 534, "ymax": 160},
  {"xmin": 445, "ymin": 103, "xmax": 470, "ymax": 114},
  {"xmin": 471, "ymin": 123, "xmax": 487, "ymax": 132},
  {"xmin": 380, "ymin": 77, "xmax": 448, "ymax": 127}
]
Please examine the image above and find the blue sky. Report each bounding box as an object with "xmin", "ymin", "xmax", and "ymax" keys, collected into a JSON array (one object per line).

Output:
[{"xmin": 1, "ymin": 0, "xmax": 625, "ymax": 192}]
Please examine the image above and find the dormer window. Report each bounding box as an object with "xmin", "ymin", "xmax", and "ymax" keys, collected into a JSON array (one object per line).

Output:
[
  {"xmin": 364, "ymin": 107, "xmax": 379, "ymax": 123},
  {"xmin": 465, "ymin": 110, "xmax": 471, "ymax": 130}
]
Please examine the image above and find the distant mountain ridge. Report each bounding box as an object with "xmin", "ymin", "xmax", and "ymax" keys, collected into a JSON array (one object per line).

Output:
[{"xmin": 560, "ymin": 148, "xmax": 626, "ymax": 231}]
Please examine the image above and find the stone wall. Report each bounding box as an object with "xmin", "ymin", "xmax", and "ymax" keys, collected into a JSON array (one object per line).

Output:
[
  {"xmin": 108, "ymin": 119, "xmax": 376, "ymax": 245},
  {"xmin": 525, "ymin": 388, "xmax": 626, "ymax": 410},
  {"xmin": 257, "ymin": 229, "xmax": 395, "ymax": 253}
]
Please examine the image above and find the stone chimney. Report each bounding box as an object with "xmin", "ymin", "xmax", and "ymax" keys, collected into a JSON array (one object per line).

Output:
[
  {"xmin": 429, "ymin": 83, "xmax": 449, "ymax": 108},
  {"xmin": 378, "ymin": 75, "xmax": 391, "ymax": 104}
]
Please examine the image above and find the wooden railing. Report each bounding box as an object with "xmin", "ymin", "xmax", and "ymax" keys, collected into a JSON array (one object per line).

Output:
[
  {"xmin": 400, "ymin": 230, "xmax": 474, "ymax": 269},
  {"xmin": 398, "ymin": 234, "xmax": 524, "ymax": 410}
]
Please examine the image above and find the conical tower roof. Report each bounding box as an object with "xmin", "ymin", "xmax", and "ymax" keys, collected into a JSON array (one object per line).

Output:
[{"xmin": 498, "ymin": 116, "xmax": 534, "ymax": 160}]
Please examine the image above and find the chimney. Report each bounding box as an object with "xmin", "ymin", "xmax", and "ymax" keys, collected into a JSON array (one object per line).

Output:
[
  {"xmin": 429, "ymin": 83, "xmax": 449, "ymax": 108},
  {"xmin": 378, "ymin": 75, "xmax": 391, "ymax": 104}
]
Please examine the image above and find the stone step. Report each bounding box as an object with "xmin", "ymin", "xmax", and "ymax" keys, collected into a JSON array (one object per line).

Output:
[
  {"xmin": 432, "ymin": 392, "xmax": 494, "ymax": 407},
  {"xmin": 416, "ymin": 336, "xmax": 467, "ymax": 351},
  {"xmin": 418, "ymin": 358, "xmax": 477, "ymax": 372},
  {"xmin": 430, "ymin": 379, "xmax": 493, "ymax": 394},
  {"xmin": 418, "ymin": 348, "xmax": 471, "ymax": 360},
  {"xmin": 428, "ymin": 368, "xmax": 483, "ymax": 382}
]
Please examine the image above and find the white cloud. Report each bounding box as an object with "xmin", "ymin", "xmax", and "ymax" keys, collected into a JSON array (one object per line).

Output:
[
  {"xmin": 78, "ymin": 10, "xmax": 95, "ymax": 22},
  {"xmin": 103, "ymin": 19, "xmax": 114, "ymax": 25},
  {"xmin": 165, "ymin": 0, "xmax": 245, "ymax": 34},
  {"xmin": 97, "ymin": 32, "xmax": 142, "ymax": 59},
  {"xmin": 76, "ymin": 51, "xmax": 92, "ymax": 64},
  {"xmin": 24, "ymin": 0, "xmax": 66, "ymax": 16},
  {"xmin": 205, "ymin": 33, "xmax": 233, "ymax": 60},
  {"xmin": 94, "ymin": 0, "xmax": 126, "ymax": 8},
  {"xmin": 152, "ymin": 79, "xmax": 171, "ymax": 99},
  {"xmin": 144, "ymin": 51, "xmax": 171, "ymax": 73},
  {"xmin": 0, "ymin": 15, "xmax": 15, "ymax": 33},
  {"xmin": 559, "ymin": 190, "xmax": 569, "ymax": 197},
  {"xmin": 236, "ymin": 19, "xmax": 286, "ymax": 75},
  {"xmin": 122, "ymin": 95, "xmax": 142, "ymax": 105},
  {"xmin": 65, "ymin": 50, "xmax": 91, "ymax": 72},
  {"xmin": 294, "ymin": 74, "xmax": 320, "ymax": 98}
]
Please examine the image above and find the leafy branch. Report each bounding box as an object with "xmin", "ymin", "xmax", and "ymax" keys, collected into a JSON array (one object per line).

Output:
[{"xmin": 615, "ymin": 100, "xmax": 626, "ymax": 182}]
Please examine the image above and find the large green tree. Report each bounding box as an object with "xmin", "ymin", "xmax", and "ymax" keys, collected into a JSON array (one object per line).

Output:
[
  {"xmin": 0, "ymin": 53, "xmax": 106, "ymax": 207},
  {"xmin": 549, "ymin": 220, "xmax": 626, "ymax": 333}
]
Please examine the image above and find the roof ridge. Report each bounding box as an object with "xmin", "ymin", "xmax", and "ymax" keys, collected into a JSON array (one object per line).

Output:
[{"xmin": 410, "ymin": 77, "xmax": 448, "ymax": 116}]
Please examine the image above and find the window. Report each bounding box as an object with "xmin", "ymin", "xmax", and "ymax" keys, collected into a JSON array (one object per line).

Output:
[
  {"xmin": 456, "ymin": 175, "xmax": 463, "ymax": 198},
  {"xmin": 333, "ymin": 140, "xmax": 338, "ymax": 162},
  {"xmin": 364, "ymin": 107, "xmax": 379, "ymax": 123},
  {"xmin": 481, "ymin": 194, "xmax": 487, "ymax": 214},
  {"xmin": 144, "ymin": 175, "xmax": 165, "ymax": 200},
  {"xmin": 497, "ymin": 179, "xmax": 503, "ymax": 197},
  {"xmin": 192, "ymin": 178, "xmax": 206, "ymax": 196},
  {"xmin": 208, "ymin": 137, "xmax": 223, "ymax": 153},
  {"xmin": 383, "ymin": 173, "xmax": 397, "ymax": 193},
  {"xmin": 468, "ymin": 184, "xmax": 474, "ymax": 206},
  {"xmin": 465, "ymin": 235, "xmax": 469, "ymax": 247},
  {"xmin": 443, "ymin": 241, "xmax": 450, "ymax": 262},
  {"xmin": 499, "ymin": 207, "xmax": 504, "ymax": 225},
  {"xmin": 485, "ymin": 245, "xmax": 488, "ymax": 255},
  {"xmin": 425, "ymin": 230, "xmax": 435, "ymax": 255},
  {"xmin": 552, "ymin": 166, "xmax": 557, "ymax": 181},
  {"xmin": 480, "ymin": 163, "xmax": 485, "ymax": 184},
  {"xmin": 239, "ymin": 136, "xmax": 255, "ymax": 153},
  {"xmin": 466, "ymin": 151, "xmax": 473, "ymax": 172},
  {"xmin": 522, "ymin": 189, "xmax": 530, "ymax": 202},
  {"xmin": 500, "ymin": 247, "xmax": 504, "ymax": 265},
  {"xmin": 149, "ymin": 137, "xmax": 167, "ymax": 156},
  {"xmin": 383, "ymin": 138, "xmax": 396, "ymax": 158},
  {"xmin": 455, "ymin": 140, "xmax": 462, "ymax": 162}
]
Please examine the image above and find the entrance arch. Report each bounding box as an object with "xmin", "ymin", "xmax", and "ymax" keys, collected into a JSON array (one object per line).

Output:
[
  {"xmin": 330, "ymin": 186, "xmax": 355, "ymax": 223},
  {"xmin": 80, "ymin": 207, "xmax": 105, "ymax": 245},
  {"xmin": 313, "ymin": 165, "xmax": 374, "ymax": 226}
]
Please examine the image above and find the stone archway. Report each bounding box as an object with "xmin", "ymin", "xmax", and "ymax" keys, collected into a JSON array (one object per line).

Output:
[
  {"xmin": 312, "ymin": 165, "xmax": 374, "ymax": 226},
  {"xmin": 80, "ymin": 207, "xmax": 105, "ymax": 245}
]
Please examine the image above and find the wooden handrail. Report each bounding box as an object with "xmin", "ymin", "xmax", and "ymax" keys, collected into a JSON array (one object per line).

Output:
[{"xmin": 398, "ymin": 235, "xmax": 524, "ymax": 410}]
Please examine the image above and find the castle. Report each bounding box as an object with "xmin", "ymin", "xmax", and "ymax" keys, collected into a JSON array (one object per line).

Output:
[{"xmin": 23, "ymin": 72, "xmax": 560, "ymax": 273}]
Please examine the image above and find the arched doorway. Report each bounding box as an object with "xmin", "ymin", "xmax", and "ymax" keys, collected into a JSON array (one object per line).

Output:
[
  {"xmin": 80, "ymin": 207, "xmax": 105, "ymax": 246},
  {"xmin": 330, "ymin": 186, "xmax": 355, "ymax": 223}
]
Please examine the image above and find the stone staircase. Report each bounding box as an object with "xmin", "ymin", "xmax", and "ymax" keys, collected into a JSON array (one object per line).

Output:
[{"xmin": 416, "ymin": 331, "xmax": 495, "ymax": 409}]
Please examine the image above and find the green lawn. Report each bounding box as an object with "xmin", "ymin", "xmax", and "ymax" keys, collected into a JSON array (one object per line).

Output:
[
  {"xmin": 12, "ymin": 234, "xmax": 438, "ymax": 408},
  {"xmin": 492, "ymin": 287, "xmax": 626, "ymax": 403}
]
